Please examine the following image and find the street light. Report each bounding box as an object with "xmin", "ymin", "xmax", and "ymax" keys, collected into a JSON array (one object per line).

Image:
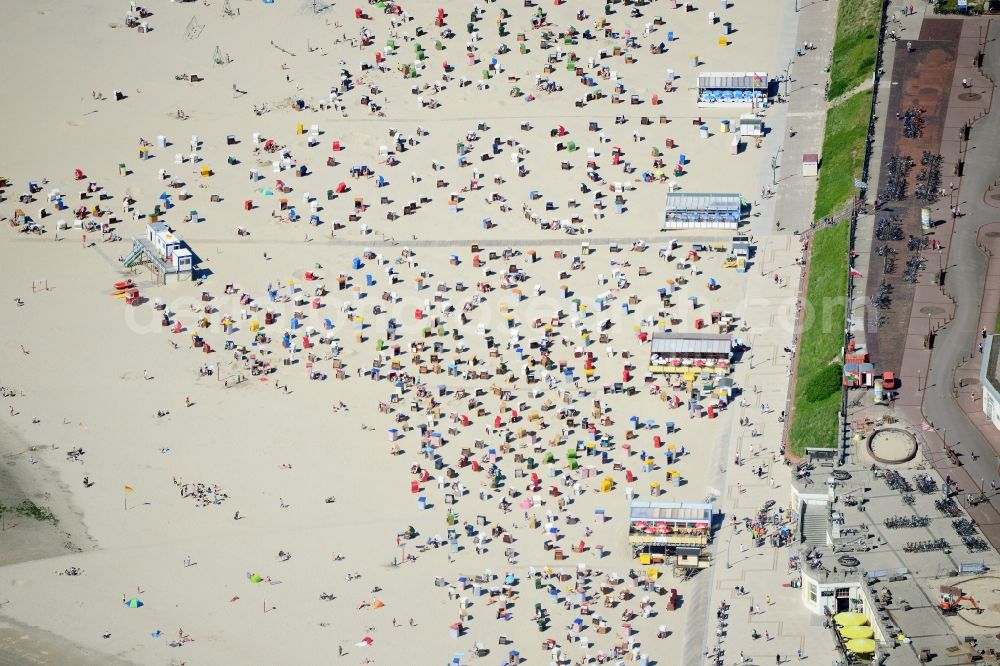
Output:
[{"xmin": 771, "ymin": 154, "xmax": 779, "ymax": 185}]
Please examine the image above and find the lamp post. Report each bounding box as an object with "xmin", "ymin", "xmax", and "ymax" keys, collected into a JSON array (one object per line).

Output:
[{"xmin": 771, "ymin": 154, "xmax": 778, "ymax": 185}]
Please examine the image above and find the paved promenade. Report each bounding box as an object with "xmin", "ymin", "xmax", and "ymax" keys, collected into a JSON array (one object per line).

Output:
[{"xmin": 692, "ymin": 0, "xmax": 842, "ymax": 662}]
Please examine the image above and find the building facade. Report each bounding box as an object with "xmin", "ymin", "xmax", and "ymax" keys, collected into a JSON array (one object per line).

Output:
[{"xmin": 982, "ymin": 335, "xmax": 1000, "ymax": 431}]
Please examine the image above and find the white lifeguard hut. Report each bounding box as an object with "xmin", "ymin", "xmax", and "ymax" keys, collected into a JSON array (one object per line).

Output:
[{"xmin": 122, "ymin": 222, "xmax": 195, "ymax": 283}]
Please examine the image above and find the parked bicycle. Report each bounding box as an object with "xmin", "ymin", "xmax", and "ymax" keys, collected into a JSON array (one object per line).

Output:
[
  {"xmin": 884, "ymin": 515, "xmax": 929, "ymax": 529},
  {"xmin": 903, "ymin": 538, "xmax": 949, "ymax": 553},
  {"xmin": 915, "ymin": 475, "xmax": 938, "ymax": 494},
  {"xmin": 883, "ymin": 469, "xmax": 914, "ymax": 493},
  {"xmin": 952, "ymin": 518, "xmax": 979, "ymax": 537},
  {"xmin": 935, "ymin": 497, "xmax": 961, "ymax": 517}
]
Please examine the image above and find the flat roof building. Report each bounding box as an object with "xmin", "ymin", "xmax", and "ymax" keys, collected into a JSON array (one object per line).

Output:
[
  {"xmin": 628, "ymin": 500, "xmax": 715, "ymax": 563},
  {"xmin": 648, "ymin": 332, "xmax": 733, "ymax": 374},
  {"xmin": 662, "ymin": 192, "xmax": 742, "ymax": 230},
  {"xmin": 697, "ymin": 72, "xmax": 768, "ymax": 107}
]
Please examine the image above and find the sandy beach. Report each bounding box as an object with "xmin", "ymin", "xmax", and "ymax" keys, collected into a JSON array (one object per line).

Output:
[{"xmin": 0, "ymin": 0, "xmax": 813, "ymax": 663}]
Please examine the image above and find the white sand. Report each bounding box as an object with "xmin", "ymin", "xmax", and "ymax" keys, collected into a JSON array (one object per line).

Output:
[{"xmin": 0, "ymin": 0, "xmax": 806, "ymax": 663}]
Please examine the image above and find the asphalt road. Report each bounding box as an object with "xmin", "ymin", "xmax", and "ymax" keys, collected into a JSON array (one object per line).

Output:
[{"xmin": 922, "ymin": 31, "xmax": 1000, "ymax": 510}]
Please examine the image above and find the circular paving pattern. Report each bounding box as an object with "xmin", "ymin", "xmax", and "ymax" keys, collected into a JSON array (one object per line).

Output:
[
  {"xmin": 837, "ymin": 555, "xmax": 861, "ymax": 568},
  {"xmin": 986, "ymin": 230, "xmax": 1000, "ymax": 236},
  {"xmin": 959, "ymin": 92, "xmax": 982, "ymax": 101},
  {"xmin": 918, "ymin": 306, "xmax": 945, "ymax": 315},
  {"xmin": 867, "ymin": 427, "xmax": 918, "ymax": 464}
]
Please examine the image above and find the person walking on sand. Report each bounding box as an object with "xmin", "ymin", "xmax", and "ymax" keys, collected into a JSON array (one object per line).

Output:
[{"xmin": 184, "ymin": 396, "xmax": 191, "ymax": 408}]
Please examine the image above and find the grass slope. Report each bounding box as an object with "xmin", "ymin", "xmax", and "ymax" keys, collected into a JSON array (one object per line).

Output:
[
  {"xmin": 828, "ymin": 0, "xmax": 882, "ymax": 100},
  {"xmin": 789, "ymin": 220, "xmax": 850, "ymax": 455},
  {"xmin": 813, "ymin": 90, "xmax": 873, "ymax": 221}
]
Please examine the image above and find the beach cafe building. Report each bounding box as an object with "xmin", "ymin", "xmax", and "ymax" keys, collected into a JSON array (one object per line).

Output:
[
  {"xmin": 648, "ymin": 332, "xmax": 733, "ymax": 375},
  {"xmin": 628, "ymin": 500, "xmax": 714, "ymax": 566},
  {"xmin": 662, "ymin": 192, "xmax": 742, "ymax": 230},
  {"xmin": 696, "ymin": 72, "xmax": 768, "ymax": 107}
]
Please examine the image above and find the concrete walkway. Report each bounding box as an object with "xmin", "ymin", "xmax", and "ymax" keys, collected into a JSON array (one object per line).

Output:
[{"xmin": 690, "ymin": 0, "xmax": 843, "ymax": 662}]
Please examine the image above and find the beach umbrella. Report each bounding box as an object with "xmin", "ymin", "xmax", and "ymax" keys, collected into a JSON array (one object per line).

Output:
[
  {"xmin": 845, "ymin": 638, "xmax": 876, "ymax": 654},
  {"xmin": 250, "ymin": 573, "xmax": 263, "ymax": 583},
  {"xmin": 373, "ymin": 599, "xmax": 385, "ymax": 608},
  {"xmin": 125, "ymin": 597, "xmax": 143, "ymax": 608},
  {"xmin": 834, "ymin": 612, "xmax": 867, "ymax": 626},
  {"xmin": 840, "ymin": 626, "xmax": 874, "ymax": 639}
]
